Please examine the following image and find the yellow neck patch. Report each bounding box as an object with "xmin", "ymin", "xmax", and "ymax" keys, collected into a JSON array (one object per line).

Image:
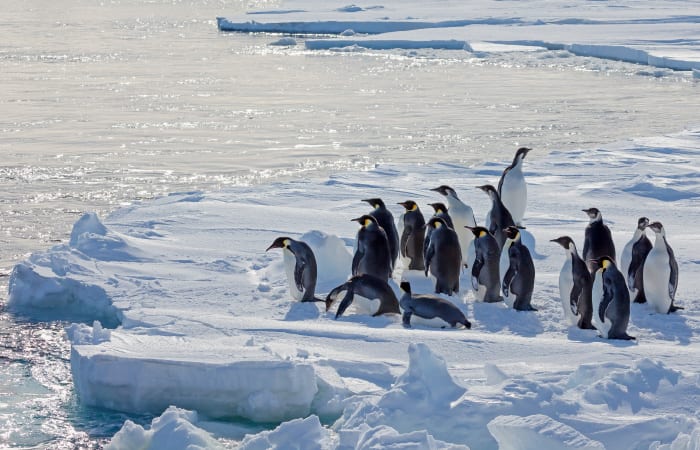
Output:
[{"xmin": 479, "ymin": 230, "xmax": 487, "ymax": 238}]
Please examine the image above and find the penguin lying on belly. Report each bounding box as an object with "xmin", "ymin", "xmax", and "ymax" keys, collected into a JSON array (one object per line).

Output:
[
  {"xmin": 325, "ymin": 274, "xmax": 401, "ymax": 319},
  {"xmin": 399, "ymin": 281, "xmax": 471, "ymax": 329}
]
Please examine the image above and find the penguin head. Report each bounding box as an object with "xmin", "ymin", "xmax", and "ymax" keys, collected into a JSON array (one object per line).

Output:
[
  {"xmin": 582, "ymin": 208, "xmax": 602, "ymax": 222},
  {"xmin": 648, "ymin": 221, "xmax": 665, "ymax": 235},
  {"xmin": 593, "ymin": 255, "xmax": 614, "ymax": 272},
  {"xmin": 362, "ymin": 198, "xmax": 386, "ymax": 210},
  {"xmin": 399, "ymin": 281, "xmax": 412, "ymax": 294},
  {"xmin": 504, "ymin": 226, "xmax": 521, "ymax": 241},
  {"xmin": 466, "ymin": 225, "xmax": 490, "ymax": 238},
  {"xmin": 428, "ymin": 217, "xmax": 447, "ymax": 229},
  {"xmin": 431, "ymin": 185, "xmax": 457, "ymax": 198},
  {"xmin": 352, "ymin": 214, "xmax": 378, "ymax": 228},
  {"xmin": 513, "ymin": 147, "xmax": 532, "ymax": 164},
  {"xmin": 477, "ymin": 184, "xmax": 498, "ymax": 199},
  {"xmin": 550, "ymin": 236, "xmax": 575, "ymax": 251},
  {"xmin": 266, "ymin": 236, "xmax": 292, "ymax": 251},
  {"xmin": 637, "ymin": 217, "xmax": 650, "ymax": 230},
  {"xmin": 398, "ymin": 200, "xmax": 419, "ymax": 212},
  {"xmin": 428, "ymin": 202, "xmax": 448, "ymax": 214}
]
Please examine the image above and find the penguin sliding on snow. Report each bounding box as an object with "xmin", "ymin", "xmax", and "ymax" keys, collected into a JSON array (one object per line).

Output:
[
  {"xmin": 498, "ymin": 147, "xmax": 531, "ymax": 227},
  {"xmin": 397, "ymin": 200, "xmax": 426, "ymax": 271},
  {"xmin": 325, "ymin": 274, "xmax": 401, "ymax": 319},
  {"xmin": 399, "ymin": 281, "xmax": 471, "ymax": 329},
  {"xmin": 582, "ymin": 207, "xmax": 616, "ymax": 273},
  {"xmin": 551, "ymin": 236, "xmax": 594, "ymax": 329},
  {"xmin": 478, "ymin": 184, "xmax": 516, "ymax": 250},
  {"xmin": 643, "ymin": 221, "xmax": 683, "ymax": 314},
  {"xmin": 430, "ymin": 185, "xmax": 476, "ymax": 264},
  {"xmin": 266, "ymin": 237, "xmax": 323, "ymax": 302},
  {"xmin": 467, "ymin": 226, "xmax": 502, "ymax": 303},
  {"xmin": 424, "ymin": 217, "xmax": 462, "ymax": 296},
  {"xmin": 363, "ymin": 198, "xmax": 399, "ymax": 270},
  {"xmin": 351, "ymin": 215, "xmax": 392, "ymax": 281},
  {"xmin": 501, "ymin": 226, "xmax": 536, "ymax": 311},
  {"xmin": 591, "ymin": 256, "xmax": 635, "ymax": 340},
  {"xmin": 620, "ymin": 217, "xmax": 652, "ymax": 304}
]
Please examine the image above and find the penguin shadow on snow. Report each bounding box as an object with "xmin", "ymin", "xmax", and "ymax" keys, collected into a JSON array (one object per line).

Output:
[
  {"xmin": 471, "ymin": 301, "xmax": 544, "ymax": 337},
  {"xmin": 628, "ymin": 303, "xmax": 693, "ymax": 345}
]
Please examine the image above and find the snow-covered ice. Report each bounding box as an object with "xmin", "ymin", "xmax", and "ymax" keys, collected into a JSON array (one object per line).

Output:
[{"xmin": 8, "ymin": 126, "xmax": 700, "ymax": 448}]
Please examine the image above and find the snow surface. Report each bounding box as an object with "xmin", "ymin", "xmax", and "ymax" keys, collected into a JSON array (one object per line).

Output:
[
  {"xmin": 7, "ymin": 126, "xmax": 700, "ymax": 448},
  {"xmin": 217, "ymin": 0, "xmax": 700, "ymax": 71}
]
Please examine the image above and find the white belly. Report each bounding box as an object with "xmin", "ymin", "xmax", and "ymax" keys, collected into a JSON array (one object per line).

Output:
[
  {"xmin": 474, "ymin": 284, "xmax": 487, "ymax": 302},
  {"xmin": 643, "ymin": 248, "xmax": 672, "ymax": 313},
  {"xmin": 619, "ymin": 239, "xmax": 634, "ymax": 285},
  {"xmin": 408, "ymin": 315, "xmax": 452, "ymax": 329},
  {"xmin": 499, "ymin": 244, "xmax": 513, "ymax": 307},
  {"xmin": 591, "ymin": 271, "xmax": 609, "ymax": 337},
  {"xmin": 500, "ymin": 170, "xmax": 526, "ymax": 225},
  {"xmin": 449, "ymin": 203, "xmax": 476, "ymax": 262},
  {"xmin": 351, "ymin": 294, "xmax": 381, "ymax": 316},
  {"xmin": 558, "ymin": 260, "xmax": 578, "ymax": 326},
  {"xmin": 283, "ymin": 250, "xmax": 303, "ymax": 301}
]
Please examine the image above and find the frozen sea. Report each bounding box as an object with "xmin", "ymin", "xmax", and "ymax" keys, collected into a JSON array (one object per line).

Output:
[{"xmin": 1, "ymin": 0, "xmax": 700, "ymax": 448}]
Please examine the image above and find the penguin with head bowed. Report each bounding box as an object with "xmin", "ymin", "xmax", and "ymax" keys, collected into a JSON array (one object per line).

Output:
[
  {"xmin": 551, "ymin": 236, "xmax": 595, "ymax": 329},
  {"xmin": 424, "ymin": 217, "xmax": 462, "ymax": 296},
  {"xmin": 643, "ymin": 221, "xmax": 683, "ymax": 314},
  {"xmin": 501, "ymin": 226, "xmax": 536, "ymax": 311},
  {"xmin": 498, "ymin": 147, "xmax": 531, "ymax": 227},
  {"xmin": 325, "ymin": 274, "xmax": 400, "ymax": 319},
  {"xmin": 466, "ymin": 226, "xmax": 502, "ymax": 303},
  {"xmin": 266, "ymin": 237, "xmax": 323, "ymax": 303},
  {"xmin": 363, "ymin": 198, "xmax": 399, "ymax": 270},
  {"xmin": 591, "ymin": 256, "xmax": 635, "ymax": 340},
  {"xmin": 427, "ymin": 202, "xmax": 454, "ymax": 229},
  {"xmin": 620, "ymin": 217, "xmax": 652, "ymax": 304},
  {"xmin": 351, "ymin": 215, "xmax": 392, "ymax": 282},
  {"xmin": 430, "ymin": 185, "xmax": 476, "ymax": 264},
  {"xmin": 582, "ymin": 207, "xmax": 616, "ymax": 273},
  {"xmin": 397, "ymin": 200, "xmax": 426, "ymax": 271},
  {"xmin": 399, "ymin": 281, "xmax": 471, "ymax": 329},
  {"xmin": 477, "ymin": 184, "xmax": 516, "ymax": 250}
]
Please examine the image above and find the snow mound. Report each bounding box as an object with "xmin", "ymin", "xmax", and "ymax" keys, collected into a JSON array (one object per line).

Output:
[
  {"xmin": 650, "ymin": 425, "xmax": 700, "ymax": 450},
  {"xmin": 487, "ymin": 414, "xmax": 604, "ymax": 450},
  {"xmin": 357, "ymin": 425, "xmax": 470, "ymax": 450},
  {"xmin": 105, "ymin": 406, "xmax": 221, "ymax": 450},
  {"xmin": 69, "ymin": 212, "xmax": 146, "ymax": 262},
  {"xmin": 65, "ymin": 321, "xmax": 111, "ymax": 345},
  {"xmin": 238, "ymin": 415, "xmax": 332, "ymax": 450},
  {"xmin": 301, "ymin": 229, "xmax": 352, "ymax": 290}
]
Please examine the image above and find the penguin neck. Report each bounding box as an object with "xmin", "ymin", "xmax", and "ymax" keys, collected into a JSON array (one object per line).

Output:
[
  {"xmin": 653, "ymin": 232, "xmax": 667, "ymax": 248},
  {"xmin": 589, "ymin": 215, "xmax": 602, "ymax": 225},
  {"xmin": 632, "ymin": 228, "xmax": 645, "ymax": 241}
]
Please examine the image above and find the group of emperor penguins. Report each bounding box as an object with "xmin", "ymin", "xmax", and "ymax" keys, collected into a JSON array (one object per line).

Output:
[{"xmin": 267, "ymin": 147, "xmax": 682, "ymax": 339}]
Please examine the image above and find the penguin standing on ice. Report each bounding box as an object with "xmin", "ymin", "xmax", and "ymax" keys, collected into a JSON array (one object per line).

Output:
[
  {"xmin": 266, "ymin": 237, "xmax": 322, "ymax": 302},
  {"xmin": 351, "ymin": 215, "xmax": 392, "ymax": 281},
  {"xmin": 551, "ymin": 236, "xmax": 594, "ymax": 329},
  {"xmin": 424, "ymin": 217, "xmax": 462, "ymax": 296},
  {"xmin": 363, "ymin": 198, "xmax": 399, "ymax": 270},
  {"xmin": 431, "ymin": 185, "xmax": 476, "ymax": 264},
  {"xmin": 467, "ymin": 226, "xmax": 502, "ymax": 303},
  {"xmin": 591, "ymin": 256, "xmax": 635, "ymax": 340},
  {"xmin": 498, "ymin": 147, "xmax": 531, "ymax": 226},
  {"xmin": 582, "ymin": 207, "xmax": 616, "ymax": 273},
  {"xmin": 397, "ymin": 200, "xmax": 426, "ymax": 271},
  {"xmin": 620, "ymin": 217, "xmax": 652, "ymax": 304},
  {"xmin": 643, "ymin": 221, "xmax": 682, "ymax": 314},
  {"xmin": 501, "ymin": 226, "xmax": 536, "ymax": 311},
  {"xmin": 478, "ymin": 184, "xmax": 516, "ymax": 250}
]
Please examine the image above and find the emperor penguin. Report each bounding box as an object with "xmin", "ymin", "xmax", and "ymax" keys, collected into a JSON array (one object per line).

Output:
[
  {"xmin": 427, "ymin": 202, "xmax": 454, "ymax": 228},
  {"xmin": 424, "ymin": 217, "xmax": 462, "ymax": 296},
  {"xmin": 591, "ymin": 256, "xmax": 635, "ymax": 340},
  {"xmin": 266, "ymin": 237, "xmax": 323, "ymax": 302},
  {"xmin": 582, "ymin": 207, "xmax": 616, "ymax": 273},
  {"xmin": 431, "ymin": 185, "xmax": 476, "ymax": 264},
  {"xmin": 477, "ymin": 184, "xmax": 516, "ymax": 250},
  {"xmin": 399, "ymin": 281, "xmax": 471, "ymax": 329},
  {"xmin": 501, "ymin": 226, "xmax": 536, "ymax": 311},
  {"xmin": 498, "ymin": 147, "xmax": 531, "ymax": 226},
  {"xmin": 620, "ymin": 217, "xmax": 652, "ymax": 303},
  {"xmin": 550, "ymin": 236, "xmax": 595, "ymax": 329},
  {"xmin": 466, "ymin": 226, "xmax": 502, "ymax": 303},
  {"xmin": 325, "ymin": 274, "xmax": 400, "ymax": 319},
  {"xmin": 397, "ymin": 200, "xmax": 426, "ymax": 271},
  {"xmin": 351, "ymin": 215, "xmax": 392, "ymax": 281},
  {"xmin": 363, "ymin": 198, "xmax": 399, "ymax": 270},
  {"xmin": 643, "ymin": 222, "xmax": 682, "ymax": 314}
]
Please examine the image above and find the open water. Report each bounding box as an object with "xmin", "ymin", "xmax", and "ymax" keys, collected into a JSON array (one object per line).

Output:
[{"xmin": 1, "ymin": 0, "xmax": 699, "ymax": 447}]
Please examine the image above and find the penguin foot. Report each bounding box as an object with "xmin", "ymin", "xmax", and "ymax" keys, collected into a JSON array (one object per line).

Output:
[{"xmin": 668, "ymin": 305, "xmax": 684, "ymax": 313}]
